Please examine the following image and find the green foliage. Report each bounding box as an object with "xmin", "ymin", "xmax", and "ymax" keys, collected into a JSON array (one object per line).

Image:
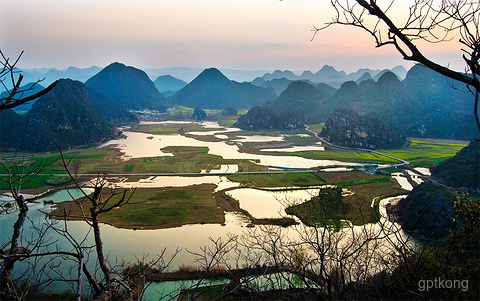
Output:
[
  {"xmin": 378, "ymin": 139, "xmax": 468, "ymax": 166},
  {"xmin": 431, "ymin": 140, "xmax": 479, "ymax": 193},
  {"xmin": 286, "ymin": 186, "xmax": 344, "ymax": 227},
  {"xmin": 51, "ymin": 184, "xmax": 225, "ymax": 228},
  {"xmin": 306, "ymin": 123, "xmax": 325, "ymax": 133},
  {"xmin": 192, "ymin": 108, "xmax": 208, "ymax": 120},
  {"xmin": 123, "ymin": 164, "xmax": 134, "ymax": 172},
  {"xmin": 234, "ymin": 106, "xmax": 300, "ymax": 130},
  {"xmin": 394, "ymin": 183, "xmax": 457, "ymax": 241},
  {"xmin": 227, "ymin": 172, "xmax": 325, "ymax": 187},
  {"xmin": 322, "ymin": 108, "xmax": 406, "ymax": 149},
  {"xmin": 45, "ymin": 175, "xmax": 71, "ymax": 186}
]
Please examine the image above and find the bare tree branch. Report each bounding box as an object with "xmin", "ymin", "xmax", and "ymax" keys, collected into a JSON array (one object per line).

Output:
[{"xmin": 0, "ymin": 50, "xmax": 58, "ymax": 114}]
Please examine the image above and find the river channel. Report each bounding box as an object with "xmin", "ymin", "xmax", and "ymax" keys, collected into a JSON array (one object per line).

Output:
[
  {"xmin": 99, "ymin": 122, "xmax": 358, "ymax": 169},
  {"xmin": 0, "ymin": 121, "xmax": 408, "ymax": 299}
]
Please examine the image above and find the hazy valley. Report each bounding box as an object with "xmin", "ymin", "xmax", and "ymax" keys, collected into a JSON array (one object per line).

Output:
[{"xmin": 1, "ymin": 61, "xmax": 478, "ymax": 300}]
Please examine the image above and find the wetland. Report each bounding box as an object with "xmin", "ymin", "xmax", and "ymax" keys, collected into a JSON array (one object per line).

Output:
[{"xmin": 0, "ymin": 120, "xmax": 469, "ymax": 299}]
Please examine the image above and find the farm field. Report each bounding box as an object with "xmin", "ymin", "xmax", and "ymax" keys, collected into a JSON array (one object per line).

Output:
[
  {"xmin": 315, "ymin": 171, "xmax": 388, "ymax": 185},
  {"xmin": 227, "ymin": 172, "xmax": 325, "ymax": 187},
  {"xmin": 0, "ymin": 123, "xmax": 468, "ymax": 192},
  {"xmin": 378, "ymin": 139, "xmax": 469, "ymax": 167}
]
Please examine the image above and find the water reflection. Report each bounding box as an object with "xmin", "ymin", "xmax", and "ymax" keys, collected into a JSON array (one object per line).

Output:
[
  {"xmin": 100, "ymin": 131, "xmax": 357, "ymax": 169},
  {"xmin": 0, "ymin": 185, "xmax": 409, "ymax": 299},
  {"xmin": 110, "ymin": 175, "xmax": 240, "ymax": 191},
  {"xmin": 261, "ymin": 145, "xmax": 325, "ymax": 152},
  {"xmin": 226, "ymin": 188, "xmax": 319, "ymax": 219}
]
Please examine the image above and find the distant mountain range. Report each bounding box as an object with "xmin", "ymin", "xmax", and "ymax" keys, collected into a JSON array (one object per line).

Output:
[
  {"xmin": 251, "ymin": 64, "xmax": 477, "ymax": 140},
  {"xmin": 0, "ymin": 79, "xmax": 118, "ymax": 152},
  {"xmin": 20, "ymin": 66, "xmax": 102, "ymax": 87},
  {"xmin": 254, "ymin": 65, "xmax": 408, "ymax": 89},
  {"xmin": 0, "ymin": 82, "xmax": 46, "ymax": 112},
  {"xmin": 5, "ymin": 62, "xmax": 477, "ymax": 148},
  {"xmin": 19, "ymin": 64, "xmax": 408, "ymax": 88},
  {"xmin": 153, "ymin": 75, "xmax": 187, "ymax": 93},
  {"xmin": 168, "ymin": 68, "xmax": 276, "ymax": 110}
]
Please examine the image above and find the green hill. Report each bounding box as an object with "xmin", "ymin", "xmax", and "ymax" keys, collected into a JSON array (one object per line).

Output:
[
  {"xmin": 431, "ymin": 140, "xmax": 480, "ymax": 194},
  {"xmin": 86, "ymin": 62, "xmax": 169, "ymax": 111},
  {"xmin": 153, "ymin": 75, "xmax": 187, "ymax": 93},
  {"xmin": 265, "ymin": 81, "xmax": 334, "ymax": 124},
  {"xmin": 169, "ymin": 68, "xmax": 276, "ymax": 110},
  {"xmin": 233, "ymin": 106, "xmax": 293, "ymax": 130},
  {"xmin": 321, "ymin": 108, "xmax": 407, "ymax": 149},
  {"xmin": 0, "ymin": 79, "xmax": 118, "ymax": 152}
]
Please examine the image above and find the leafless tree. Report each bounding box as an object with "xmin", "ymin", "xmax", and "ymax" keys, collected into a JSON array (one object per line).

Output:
[
  {"xmin": 184, "ymin": 235, "xmax": 238, "ymax": 300},
  {"xmin": 58, "ymin": 152, "xmax": 138, "ymax": 299},
  {"xmin": 0, "ymin": 157, "xmax": 92, "ymax": 300},
  {"xmin": 0, "ymin": 50, "xmax": 57, "ymax": 114},
  {"xmin": 315, "ymin": 0, "xmax": 480, "ymax": 134},
  {"xmin": 0, "ymin": 51, "xmax": 63, "ymax": 298},
  {"xmin": 0, "ymin": 157, "xmax": 48, "ymax": 293}
]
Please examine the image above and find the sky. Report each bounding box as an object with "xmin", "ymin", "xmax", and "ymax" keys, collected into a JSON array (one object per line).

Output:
[{"xmin": 0, "ymin": 0, "xmax": 467, "ymax": 73}]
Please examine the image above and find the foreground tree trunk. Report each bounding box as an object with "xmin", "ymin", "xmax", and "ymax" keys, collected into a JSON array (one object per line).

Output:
[{"xmin": 0, "ymin": 193, "xmax": 28, "ymax": 294}]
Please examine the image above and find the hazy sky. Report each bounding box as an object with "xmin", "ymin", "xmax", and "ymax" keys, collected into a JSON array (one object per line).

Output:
[{"xmin": 0, "ymin": 0, "xmax": 466, "ymax": 72}]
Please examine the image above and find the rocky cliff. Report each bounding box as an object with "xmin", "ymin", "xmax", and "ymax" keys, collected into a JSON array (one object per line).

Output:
[{"xmin": 321, "ymin": 108, "xmax": 406, "ymax": 149}]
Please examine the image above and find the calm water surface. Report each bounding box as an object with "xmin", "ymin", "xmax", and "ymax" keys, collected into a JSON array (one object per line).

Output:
[
  {"xmin": 100, "ymin": 131, "xmax": 357, "ymax": 169},
  {"xmin": 0, "ymin": 122, "xmax": 405, "ymax": 298}
]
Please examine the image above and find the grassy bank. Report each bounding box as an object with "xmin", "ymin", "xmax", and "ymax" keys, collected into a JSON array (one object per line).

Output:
[
  {"xmin": 49, "ymin": 184, "xmax": 225, "ymax": 229},
  {"xmin": 285, "ymin": 179, "xmax": 407, "ymax": 226},
  {"xmin": 227, "ymin": 172, "xmax": 325, "ymax": 187},
  {"xmin": 1, "ymin": 130, "xmax": 468, "ymax": 192}
]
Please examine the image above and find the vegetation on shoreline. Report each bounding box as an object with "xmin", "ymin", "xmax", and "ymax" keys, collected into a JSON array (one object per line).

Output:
[
  {"xmin": 47, "ymin": 174, "xmax": 406, "ymax": 229},
  {"xmin": 285, "ymin": 180, "xmax": 407, "ymax": 226},
  {"xmin": 227, "ymin": 172, "xmax": 325, "ymax": 187},
  {"xmin": 49, "ymin": 184, "xmax": 225, "ymax": 229},
  {"xmin": 0, "ymin": 124, "xmax": 468, "ymax": 192}
]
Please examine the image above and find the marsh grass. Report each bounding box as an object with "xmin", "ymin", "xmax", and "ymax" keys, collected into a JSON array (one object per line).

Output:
[
  {"xmin": 49, "ymin": 184, "xmax": 225, "ymax": 229},
  {"xmin": 227, "ymin": 172, "xmax": 325, "ymax": 187},
  {"xmin": 285, "ymin": 180, "xmax": 407, "ymax": 226}
]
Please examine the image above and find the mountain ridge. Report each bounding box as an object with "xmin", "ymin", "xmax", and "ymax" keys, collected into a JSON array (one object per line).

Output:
[
  {"xmin": 85, "ymin": 62, "xmax": 170, "ymax": 112},
  {"xmin": 0, "ymin": 79, "xmax": 118, "ymax": 152},
  {"xmin": 169, "ymin": 68, "xmax": 276, "ymax": 110}
]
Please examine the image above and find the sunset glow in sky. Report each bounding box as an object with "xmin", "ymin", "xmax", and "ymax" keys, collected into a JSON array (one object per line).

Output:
[{"xmin": 0, "ymin": 0, "xmax": 466, "ymax": 72}]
